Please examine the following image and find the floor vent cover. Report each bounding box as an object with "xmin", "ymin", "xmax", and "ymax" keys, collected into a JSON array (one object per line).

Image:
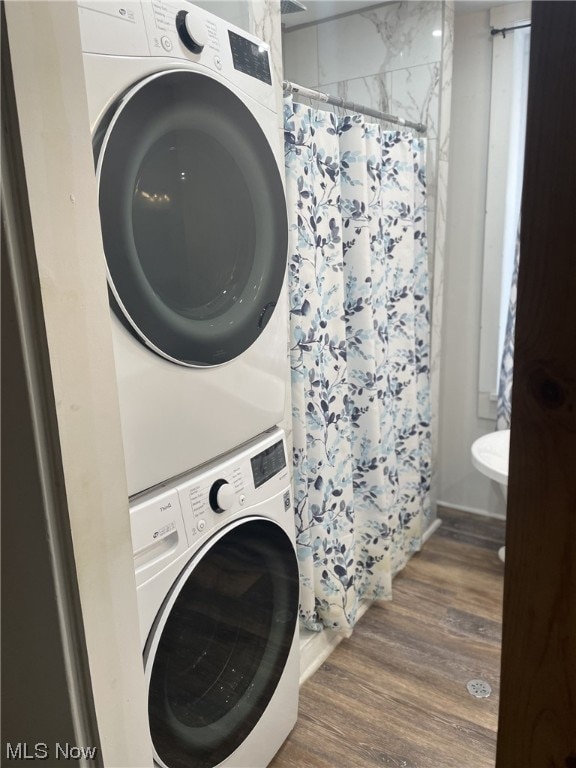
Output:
[{"xmin": 466, "ymin": 679, "xmax": 492, "ymax": 698}]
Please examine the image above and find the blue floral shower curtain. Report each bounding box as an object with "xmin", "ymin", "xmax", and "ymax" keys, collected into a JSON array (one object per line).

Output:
[{"xmin": 284, "ymin": 97, "xmax": 432, "ymax": 633}]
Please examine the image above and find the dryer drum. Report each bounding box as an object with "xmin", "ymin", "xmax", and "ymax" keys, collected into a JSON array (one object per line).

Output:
[
  {"xmin": 145, "ymin": 519, "xmax": 299, "ymax": 768},
  {"xmin": 95, "ymin": 70, "xmax": 288, "ymax": 367}
]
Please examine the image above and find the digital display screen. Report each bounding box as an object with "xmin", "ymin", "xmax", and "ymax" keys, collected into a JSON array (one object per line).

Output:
[
  {"xmin": 228, "ymin": 30, "xmax": 272, "ymax": 85},
  {"xmin": 251, "ymin": 440, "xmax": 286, "ymax": 488}
]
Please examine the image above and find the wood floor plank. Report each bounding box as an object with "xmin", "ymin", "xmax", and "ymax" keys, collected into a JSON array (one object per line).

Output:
[
  {"xmin": 436, "ymin": 506, "xmax": 506, "ymax": 551},
  {"xmin": 270, "ymin": 509, "xmax": 505, "ymax": 768}
]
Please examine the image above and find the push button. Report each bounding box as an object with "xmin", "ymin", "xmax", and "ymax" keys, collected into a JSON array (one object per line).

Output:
[{"xmin": 161, "ymin": 36, "xmax": 173, "ymax": 52}]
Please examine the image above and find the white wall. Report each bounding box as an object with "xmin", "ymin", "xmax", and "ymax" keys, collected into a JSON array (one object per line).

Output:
[{"xmin": 437, "ymin": 8, "xmax": 506, "ymax": 516}]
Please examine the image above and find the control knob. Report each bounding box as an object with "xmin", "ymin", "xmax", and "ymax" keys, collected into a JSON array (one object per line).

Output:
[
  {"xmin": 209, "ymin": 479, "xmax": 236, "ymax": 513},
  {"xmin": 175, "ymin": 10, "xmax": 207, "ymax": 54}
]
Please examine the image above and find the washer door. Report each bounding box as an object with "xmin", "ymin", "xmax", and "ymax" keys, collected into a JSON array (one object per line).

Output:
[
  {"xmin": 95, "ymin": 70, "xmax": 287, "ymax": 366},
  {"xmin": 145, "ymin": 518, "xmax": 299, "ymax": 768}
]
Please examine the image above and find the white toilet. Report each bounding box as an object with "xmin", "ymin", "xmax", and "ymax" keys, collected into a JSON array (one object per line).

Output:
[{"xmin": 471, "ymin": 429, "xmax": 510, "ymax": 562}]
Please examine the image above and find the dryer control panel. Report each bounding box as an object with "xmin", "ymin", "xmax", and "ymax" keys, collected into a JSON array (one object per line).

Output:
[{"xmin": 78, "ymin": 0, "xmax": 277, "ymax": 112}]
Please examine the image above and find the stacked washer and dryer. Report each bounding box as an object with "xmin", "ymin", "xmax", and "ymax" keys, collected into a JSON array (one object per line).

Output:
[{"xmin": 78, "ymin": 2, "xmax": 298, "ymax": 766}]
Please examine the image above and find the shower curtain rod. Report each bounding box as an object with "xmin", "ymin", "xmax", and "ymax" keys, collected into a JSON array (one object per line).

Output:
[
  {"xmin": 283, "ymin": 80, "xmax": 427, "ymax": 134},
  {"xmin": 490, "ymin": 22, "xmax": 531, "ymax": 38}
]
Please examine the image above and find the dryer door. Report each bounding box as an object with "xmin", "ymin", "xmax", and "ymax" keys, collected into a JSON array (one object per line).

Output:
[
  {"xmin": 144, "ymin": 518, "xmax": 299, "ymax": 768},
  {"xmin": 95, "ymin": 70, "xmax": 287, "ymax": 367}
]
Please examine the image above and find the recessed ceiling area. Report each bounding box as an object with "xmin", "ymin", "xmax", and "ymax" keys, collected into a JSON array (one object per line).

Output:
[
  {"xmin": 281, "ymin": 0, "xmax": 391, "ymax": 29},
  {"xmin": 281, "ymin": 0, "xmax": 526, "ymax": 29}
]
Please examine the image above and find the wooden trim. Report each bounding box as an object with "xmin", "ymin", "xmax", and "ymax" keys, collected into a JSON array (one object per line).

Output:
[
  {"xmin": 496, "ymin": 2, "xmax": 576, "ymax": 765},
  {"xmin": 438, "ymin": 500, "xmax": 507, "ymax": 521}
]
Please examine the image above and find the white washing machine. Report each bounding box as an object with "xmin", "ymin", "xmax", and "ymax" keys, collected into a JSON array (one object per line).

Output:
[
  {"xmin": 130, "ymin": 428, "xmax": 299, "ymax": 768},
  {"xmin": 78, "ymin": 1, "xmax": 288, "ymax": 495}
]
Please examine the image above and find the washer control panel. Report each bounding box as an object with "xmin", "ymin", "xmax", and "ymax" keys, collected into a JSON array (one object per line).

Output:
[
  {"xmin": 250, "ymin": 438, "xmax": 286, "ymax": 487},
  {"xmin": 183, "ymin": 464, "xmax": 245, "ymax": 541},
  {"xmin": 129, "ymin": 428, "xmax": 290, "ymax": 583},
  {"xmin": 130, "ymin": 488, "xmax": 188, "ymax": 585},
  {"xmin": 175, "ymin": 429, "xmax": 288, "ymax": 545},
  {"xmin": 178, "ymin": 461, "xmax": 245, "ymax": 543}
]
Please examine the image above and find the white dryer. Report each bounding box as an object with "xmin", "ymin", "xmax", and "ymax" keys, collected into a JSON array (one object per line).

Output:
[
  {"xmin": 130, "ymin": 428, "xmax": 299, "ymax": 768},
  {"xmin": 78, "ymin": 1, "xmax": 288, "ymax": 495}
]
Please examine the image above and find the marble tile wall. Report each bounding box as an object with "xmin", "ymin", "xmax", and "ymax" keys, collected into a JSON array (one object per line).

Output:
[
  {"xmin": 284, "ymin": 1, "xmax": 442, "ymax": 248},
  {"xmin": 283, "ymin": 0, "xmax": 455, "ymax": 525}
]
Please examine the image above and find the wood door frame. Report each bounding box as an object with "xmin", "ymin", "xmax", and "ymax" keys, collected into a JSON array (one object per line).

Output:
[{"xmin": 496, "ymin": 2, "xmax": 576, "ymax": 765}]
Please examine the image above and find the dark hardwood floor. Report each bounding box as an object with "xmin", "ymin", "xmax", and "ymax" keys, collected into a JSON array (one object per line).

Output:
[{"xmin": 270, "ymin": 507, "xmax": 506, "ymax": 768}]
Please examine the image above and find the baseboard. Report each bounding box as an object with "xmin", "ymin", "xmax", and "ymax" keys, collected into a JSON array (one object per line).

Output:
[
  {"xmin": 299, "ymin": 628, "xmax": 342, "ymax": 686},
  {"xmin": 437, "ymin": 499, "xmax": 506, "ymax": 521},
  {"xmin": 422, "ymin": 517, "xmax": 442, "ymax": 544}
]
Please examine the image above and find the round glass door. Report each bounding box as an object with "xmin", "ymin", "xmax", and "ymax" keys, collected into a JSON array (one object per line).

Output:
[
  {"xmin": 95, "ymin": 70, "xmax": 287, "ymax": 366},
  {"xmin": 145, "ymin": 519, "xmax": 299, "ymax": 768}
]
